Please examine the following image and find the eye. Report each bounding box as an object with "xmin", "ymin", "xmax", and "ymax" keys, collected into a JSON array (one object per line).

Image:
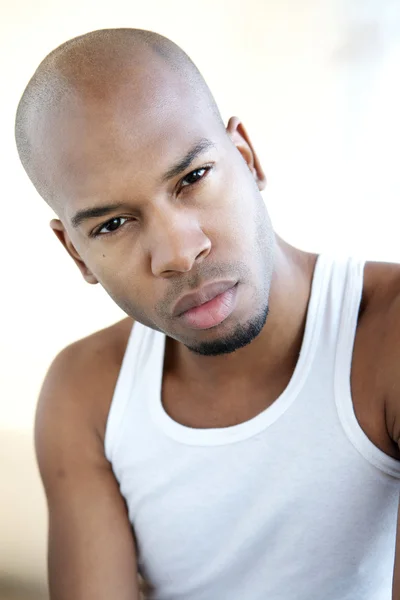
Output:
[
  {"xmin": 180, "ymin": 166, "xmax": 211, "ymax": 189},
  {"xmin": 93, "ymin": 216, "xmax": 129, "ymax": 237}
]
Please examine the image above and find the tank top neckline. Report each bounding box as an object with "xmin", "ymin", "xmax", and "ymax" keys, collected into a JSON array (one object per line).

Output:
[{"xmin": 148, "ymin": 253, "xmax": 331, "ymax": 446}]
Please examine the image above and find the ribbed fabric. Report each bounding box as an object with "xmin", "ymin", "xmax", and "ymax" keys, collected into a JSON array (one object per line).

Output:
[{"xmin": 105, "ymin": 254, "xmax": 400, "ymax": 600}]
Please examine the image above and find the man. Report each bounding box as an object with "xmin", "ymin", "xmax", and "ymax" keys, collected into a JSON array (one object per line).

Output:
[{"xmin": 14, "ymin": 28, "xmax": 400, "ymax": 600}]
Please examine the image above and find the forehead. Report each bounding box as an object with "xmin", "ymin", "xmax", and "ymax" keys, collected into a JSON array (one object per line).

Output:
[{"xmin": 40, "ymin": 65, "xmax": 223, "ymax": 209}]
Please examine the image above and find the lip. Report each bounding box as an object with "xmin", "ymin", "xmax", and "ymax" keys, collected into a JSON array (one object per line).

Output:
[{"xmin": 173, "ymin": 280, "xmax": 237, "ymax": 317}]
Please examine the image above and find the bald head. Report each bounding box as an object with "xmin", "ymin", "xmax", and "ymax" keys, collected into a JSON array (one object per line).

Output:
[
  {"xmin": 15, "ymin": 28, "xmax": 224, "ymax": 208},
  {"xmin": 14, "ymin": 28, "xmax": 274, "ymax": 356}
]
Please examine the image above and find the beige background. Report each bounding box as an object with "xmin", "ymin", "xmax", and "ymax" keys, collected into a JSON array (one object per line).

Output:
[{"xmin": 1, "ymin": 0, "xmax": 400, "ymax": 597}]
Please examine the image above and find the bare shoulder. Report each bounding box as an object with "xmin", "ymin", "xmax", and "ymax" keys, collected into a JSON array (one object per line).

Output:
[
  {"xmin": 361, "ymin": 259, "xmax": 400, "ymax": 327},
  {"xmin": 362, "ymin": 259, "xmax": 400, "ymax": 445},
  {"xmin": 37, "ymin": 316, "xmax": 134, "ymax": 450},
  {"xmin": 35, "ymin": 316, "xmax": 146, "ymax": 600},
  {"xmin": 362, "ymin": 259, "xmax": 400, "ymax": 310}
]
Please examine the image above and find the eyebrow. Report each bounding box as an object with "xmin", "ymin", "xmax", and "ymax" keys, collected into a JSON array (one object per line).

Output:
[
  {"xmin": 70, "ymin": 138, "xmax": 216, "ymax": 229},
  {"xmin": 160, "ymin": 138, "xmax": 216, "ymax": 183},
  {"xmin": 71, "ymin": 203, "xmax": 127, "ymax": 229}
]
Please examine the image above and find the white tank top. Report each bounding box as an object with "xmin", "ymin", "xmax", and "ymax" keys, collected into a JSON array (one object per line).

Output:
[{"xmin": 105, "ymin": 254, "xmax": 400, "ymax": 600}]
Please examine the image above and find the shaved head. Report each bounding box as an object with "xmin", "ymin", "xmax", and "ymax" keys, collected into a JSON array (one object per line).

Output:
[
  {"xmin": 15, "ymin": 28, "xmax": 224, "ymax": 208},
  {"xmin": 15, "ymin": 28, "xmax": 274, "ymax": 357}
]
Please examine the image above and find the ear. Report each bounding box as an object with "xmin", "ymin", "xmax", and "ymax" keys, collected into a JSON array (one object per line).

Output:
[
  {"xmin": 50, "ymin": 219, "xmax": 98, "ymax": 285},
  {"xmin": 226, "ymin": 116, "xmax": 267, "ymax": 191}
]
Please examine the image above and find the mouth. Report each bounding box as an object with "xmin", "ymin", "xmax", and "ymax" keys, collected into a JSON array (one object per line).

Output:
[
  {"xmin": 173, "ymin": 280, "xmax": 237, "ymax": 316},
  {"xmin": 176, "ymin": 282, "xmax": 239, "ymax": 330}
]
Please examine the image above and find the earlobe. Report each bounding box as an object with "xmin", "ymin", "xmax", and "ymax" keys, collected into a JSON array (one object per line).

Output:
[
  {"xmin": 226, "ymin": 116, "xmax": 267, "ymax": 191},
  {"xmin": 49, "ymin": 219, "xmax": 99, "ymax": 285}
]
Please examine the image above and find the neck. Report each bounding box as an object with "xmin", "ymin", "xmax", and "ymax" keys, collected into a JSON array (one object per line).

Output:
[{"xmin": 165, "ymin": 238, "xmax": 319, "ymax": 394}]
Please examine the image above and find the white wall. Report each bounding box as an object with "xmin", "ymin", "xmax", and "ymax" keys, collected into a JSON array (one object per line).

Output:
[{"xmin": 1, "ymin": 0, "xmax": 399, "ymax": 589}]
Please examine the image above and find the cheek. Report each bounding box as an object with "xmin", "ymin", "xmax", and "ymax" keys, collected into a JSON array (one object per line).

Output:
[
  {"xmin": 88, "ymin": 254, "xmax": 140, "ymax": 301},
  {"xmin": 98, "ymin": 274, "xmax": 147, "ymax": 320},
  {"xmin": 215, "ymin": 184, "xmax": 259, "ymax": 246},
  {"xmin": 90, "ymin": 244, "xmax": 139, "ymax": 279},
  {"xmin": 208, "ymin": 170, "xmax": 249, "ymax": 226},
  {"xmin": 90, "ymin": 252, "xmax": 161, "ymax": 323}
]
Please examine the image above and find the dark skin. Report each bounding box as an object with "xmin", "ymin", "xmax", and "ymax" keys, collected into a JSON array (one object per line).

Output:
[
  {"xmin": 29, "ymin": 44, "xmax": 400, "ymax": 599},
  {"xmin": 44, "ymin": 51, "xmax": 315, "ymax": 406}
]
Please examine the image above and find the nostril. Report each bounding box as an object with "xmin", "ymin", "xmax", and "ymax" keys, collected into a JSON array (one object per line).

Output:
[{"xmin": 196, "ymin": 242, "xmax": 212, "ymax": 262}]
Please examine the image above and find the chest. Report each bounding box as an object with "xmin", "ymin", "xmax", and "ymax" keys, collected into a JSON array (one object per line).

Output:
[
  {"xmin": 162, "ymin": 332, "xmax": 400, "ymax": 463},
  {"xmin": 120, "ymin": 403, "xmax": 400, "ymax": 599}
]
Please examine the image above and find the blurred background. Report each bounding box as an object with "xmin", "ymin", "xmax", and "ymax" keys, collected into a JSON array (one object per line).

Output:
[{"xmin": 1, "ymin": 0, "xmax": 400, "ymax": 598}]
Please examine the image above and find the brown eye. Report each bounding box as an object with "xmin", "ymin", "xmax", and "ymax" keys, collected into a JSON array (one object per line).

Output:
[
  {"xmin": 97, "ymin": 217, "xmax": 128, "ymax": 236},
  {"xmin": 181, "ymin": 167, "xmax": 208, "ymax": 188}
]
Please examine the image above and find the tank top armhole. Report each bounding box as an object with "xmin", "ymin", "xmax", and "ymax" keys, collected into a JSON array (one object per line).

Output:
[
  {"xmin": 334, "ymin": 257, "xmax": 400, "ymax": 479},
  {"xmin": 104, "ymin": 320, "xmax": 142, "ymax": 463}
]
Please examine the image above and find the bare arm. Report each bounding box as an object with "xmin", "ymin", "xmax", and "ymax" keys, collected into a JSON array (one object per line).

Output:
[{"xmin": 35, "ymin": 344, "xmax": 141, "ymax": 600}]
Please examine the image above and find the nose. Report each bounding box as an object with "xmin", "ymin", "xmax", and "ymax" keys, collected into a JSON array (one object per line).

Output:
[{"xmin": 148, "ymin": 208, "xmax": 212, "ymax": 278}]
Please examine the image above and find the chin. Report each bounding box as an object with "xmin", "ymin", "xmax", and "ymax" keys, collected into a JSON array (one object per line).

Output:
[{"xmin": 185, "ymin": 303, "xmax": 269, "ymax": 357}]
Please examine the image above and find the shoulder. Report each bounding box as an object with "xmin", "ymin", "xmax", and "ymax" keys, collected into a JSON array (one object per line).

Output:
[
  {"xmin": 362, "ymin": 259, "xmax": 400, "ymax": 310},
  {"xmin": 352, "ymin": 258, "xmax": 400, "ymax": 356},
  {"xmin": 360, "ymin": 259, "xmax": 400, "ymax": 327},
  {"xmin": 37, "ymin": 316, "xmax": 134, "ymax": 449},
  {"xmin": 361, "ymin": 259, "xmax": 400, "ymax": 444}
]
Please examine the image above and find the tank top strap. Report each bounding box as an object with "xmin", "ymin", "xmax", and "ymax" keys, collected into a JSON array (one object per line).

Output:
[
  {"xmin": 334, "ymin": 256, "xmax": 400, "ymax": 477},
  {"xmin": 105, "ymin": 319, "xmax": 150, "ymax": 462}
]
